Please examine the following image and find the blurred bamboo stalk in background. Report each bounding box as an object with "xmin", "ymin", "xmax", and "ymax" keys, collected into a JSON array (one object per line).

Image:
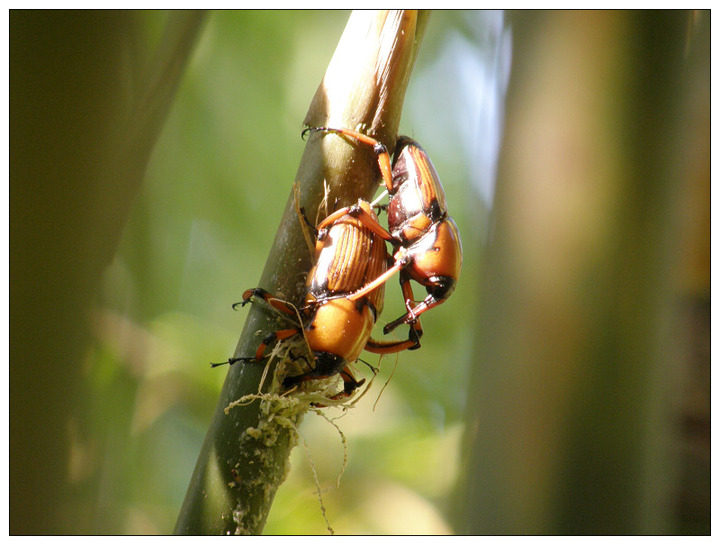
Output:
[
  {"xmin": 10, "ymin": 11, "xmax": 206, "ymax": 534},
  {"xmin": 667, "ymin": 11, "xmax": 710, "ymax": 535},
  {"xmin": 174, "ymin": 10, "xmax": 428, "ymax": 535},
  {"xmin": 452, "ymin": 10, "xmax": 708, "ymax": 535}
]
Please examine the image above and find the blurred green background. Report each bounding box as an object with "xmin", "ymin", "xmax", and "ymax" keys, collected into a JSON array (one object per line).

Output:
[{"xmin": 10, "ymin": 10, "xmax": 709, "ymax": 535}]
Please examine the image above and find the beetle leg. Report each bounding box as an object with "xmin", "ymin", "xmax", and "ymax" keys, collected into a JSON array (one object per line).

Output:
[
  {"xmin": 346, "ymin": 246, "xmax": 413, "ymax": 303},
  {"xmin": 346, "ymin": 258, "xmax": 404, "ymax": 302},
  {"xmin": 303, "ymin": 126, "xmax": 394, "ymax": 193},
  {"xmin": 383, "ymin": 304, "xmax": 429, "ymax": 334},
  {"xmin": 296, "ymin": 204, "xmax": 319, "ymax": 256},
  {"xmin": 315, "ymin": 201, "xmax": 393, "ymax": 242},
  {"xmin": 234, "ymin": 287, "xmax": 298, "ymax": 317},
  {"xmin": 382, "ymin": 278, "xmax": 455, "ymax": 334},
  {"xmin": 380, "ymin": 272, "xmax": 425, "ymax": 340},
  {"xmin": 345, "ymin": 201, "xmax": 394, "ymax": 241},
  {"xmin": 398, "ymin": 270, "xmax": 418, "ymax": 313},
  {"xmin": 339, "ymin": 367, "xmax": 366, "ymax": 395},
  {"xmin": 296, "ymin": 205, "xmax": 319, "ymax": 236},
  {"xmin": 251, "ymin": 328, "xmax": 298, "ymax": 359},
  {"xmin": 314, "ymin": 205, "xmax": 354, "ymax": 231},
  {"xmin": 231, "ymin": 328, "xmax": 300, "ymax": 364},
  {"xmin": 364, "ymin": 334, "xmax": 420, "ymax": 353},
  {"xmin": 209, "ymin": 327, "xmax": 300, "ymax": 368},
  {"xmin": 307, "ymin": 367, "xmax": 367, "ymax": 406},
  {"xmin": 365, "ymin": 317, "xmax": 422, "ymax": 352},
  {"xmin": 370, "ymin": 189, "xmax": 389, "ymax": 209},
  {"xmin": 210, "ymin": 359, "xmax": 245, "ymax": 368}
]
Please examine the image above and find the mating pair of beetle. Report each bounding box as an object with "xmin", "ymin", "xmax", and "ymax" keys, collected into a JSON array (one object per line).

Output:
[{"xmin": 216, "ymin": 126, "xmax": 462, "ymax": 396}]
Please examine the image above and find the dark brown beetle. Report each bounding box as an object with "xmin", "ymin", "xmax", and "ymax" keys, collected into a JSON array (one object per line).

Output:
[
  {"xmin": 302, "ymin": 127, "xmax": 463, "ymax": 334},
  {"xmin": 215, "ymin": 200, "xmax": 421, "ymax": 395}
]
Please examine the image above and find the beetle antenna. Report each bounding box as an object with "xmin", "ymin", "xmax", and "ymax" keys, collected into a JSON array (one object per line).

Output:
[{"xmin": 373, "ymin": 354, "xmax": 400, "ymax": 411}]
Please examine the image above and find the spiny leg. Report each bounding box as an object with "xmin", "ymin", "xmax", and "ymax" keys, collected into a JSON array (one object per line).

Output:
[
  {"xmin": 365, "ymin": 316, "xmax": 423, "ymax": 353},
  {"xmin": 305, "ymin": 367, "xmax": 367, "ymax": 406},
  {"xmin": 315, "ymin": 200, "xmax": 393, "ymax": 242},
  {"xmin": 382, "ymin": 277, "xmax": 454, "ymax": 334},
  {"xmin": 379, "ymin": 273, "xmax": 426, "ymax": 339},
  {"xmin": 346, "ymin": 258, "xmax": 405, "ymax": 303},
  {"xmin": 211, "ymin": 327, "xmax": 300, "ymax": 368},
  {"xmin": 302, "ymin": 126, "xmax": 395, "ymax": 193},
  {"xmin": 234, "ymin": 287, "xmax": 298, "ymax": 317}
]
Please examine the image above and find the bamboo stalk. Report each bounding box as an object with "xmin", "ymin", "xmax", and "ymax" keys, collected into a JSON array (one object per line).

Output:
[
  {"xmin": 453, "ymin": 10, "xmax": 692, "ymax": 535},
  {"xmin": 175, "ymin": 10, "xmax": 428, "ymax": 535},
  {"xmin": 10, "ymin": 11, "xmax": 206, "ymax": 534}
]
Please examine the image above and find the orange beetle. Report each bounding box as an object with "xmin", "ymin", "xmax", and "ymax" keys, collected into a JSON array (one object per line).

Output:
[
  {"xmin": 216, "ymin": 200, "xmax": 421, "ymax": 395},
  {"xmin": 302, "ymin": 127, "xmax": 463, "ymax": 334}
]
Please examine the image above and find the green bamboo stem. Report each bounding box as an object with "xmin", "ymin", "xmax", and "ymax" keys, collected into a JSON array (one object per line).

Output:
[{"xmin": 175, "ymin": 10, "xmax": 428, "ymax": 535}]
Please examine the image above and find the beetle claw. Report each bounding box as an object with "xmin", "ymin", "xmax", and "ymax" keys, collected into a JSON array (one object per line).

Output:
[{"xmin": 210, "ymin": 356, "xmax": 256, "ymax": 368}]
